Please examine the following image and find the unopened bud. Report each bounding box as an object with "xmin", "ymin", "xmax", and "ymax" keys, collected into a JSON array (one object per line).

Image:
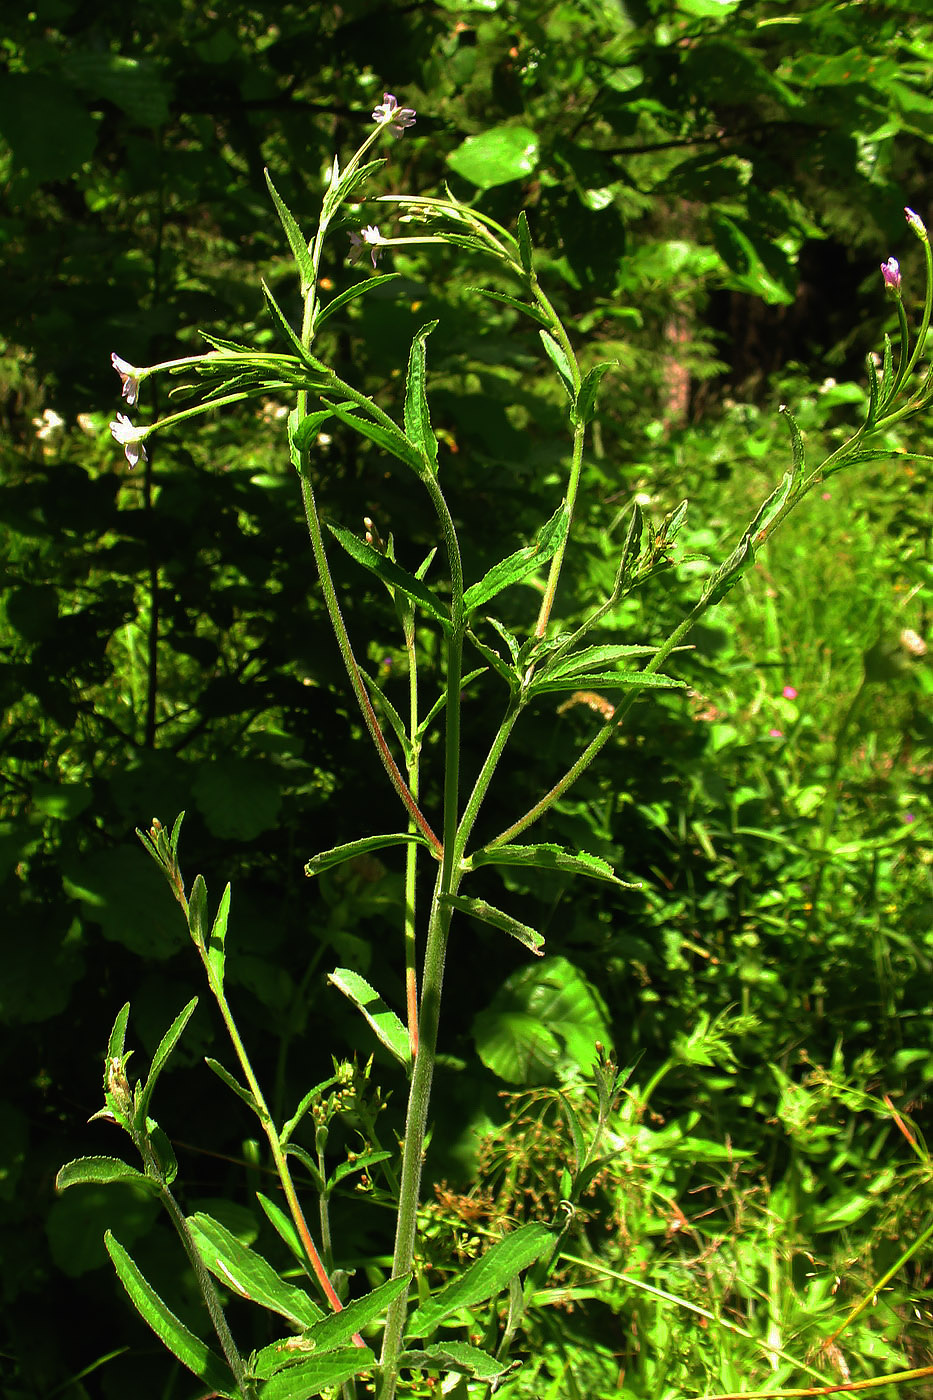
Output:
[
  {"xmin": 880, "ymin": 257, "xmax": 901, "ymax": 292},
  {"xmin": 905, "ymin": 207, "xmax": 927, "ymax": 238}
]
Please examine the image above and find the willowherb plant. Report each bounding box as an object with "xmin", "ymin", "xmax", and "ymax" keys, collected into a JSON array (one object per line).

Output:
[{"xmin": 58, "ymin": 90, "xmax": 933, "ymax": 1400}]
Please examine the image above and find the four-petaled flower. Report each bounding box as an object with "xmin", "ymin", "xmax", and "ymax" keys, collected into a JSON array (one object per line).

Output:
[
  {"xmin": 109, "ymin": 412, "xmax": 148, "ymax": 470},
  {"xmin": 349, "ymin": 225, "xmax": 385, "ymax": 269},
  {"xmin": 880, "ymin": 256, "xmax": 901, "ymax": 291},
  {"xmin": 111, "ymin": 352, "xmax": 143, "ymax": 406},
  {"xmin": 371, "ymin": 92, "xmax": 416, "ymax": 138}
]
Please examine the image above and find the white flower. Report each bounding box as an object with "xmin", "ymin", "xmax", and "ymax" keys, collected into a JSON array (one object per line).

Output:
[
  {"xmin": 371, "ymin": 92, "xmax": 416, "ymax": 138},
  {"xmin": 348, "ymin": 225, "xmax": 385, "ymax": 269},
  {"xmin": 111, "ymin": 352, "xmax": 143, "ymax": 406},
  {"xmin": 109, "ymin": 412, "xmax": 148, "ymax": 470}
]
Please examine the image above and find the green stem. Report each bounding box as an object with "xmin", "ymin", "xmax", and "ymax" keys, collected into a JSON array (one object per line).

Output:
[{"xmin": 404, "ymin": 603, "xmax": 421, "ymax": 1059}]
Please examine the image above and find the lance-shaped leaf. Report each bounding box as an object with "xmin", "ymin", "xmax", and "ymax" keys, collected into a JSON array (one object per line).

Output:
[
  {"xmin": 265, "ymin": 170, "xmax": 315, "ymax": 293},
  {"xmin": 779, "ymin": 403, "xmax": 806, "ymax": 481},
  {"xmin": 463, "ymin": 503, "xmax": 570, "ymax": 614},
  {"xmin": 572, "ymin": 361, "xmax": 616, "ymax": 426},
  {"xmin": 328, "ymin": 969, "xmax": 410, "ymax": 1067},
  {"xmin": 305, "ymin": 833, "xmax": 432, "ymax": 879},
  {"xmin": 326, "ymin": 156, "xmax": 386, "ymax": 211},
  {"xmin": 404, "ymin": 321, "xmax": 439, "ymax": 471},
  {"xmin": 703, "ymin": 470, "xmax": 796, "ymax": 605},
  {"xmin": 207, "ymin": 883, "xmax": 231, "ymax": 989},
  {"xmin": 516, "ymin": 210, "xmax": 534, "ymax": 275},
  {"xmin": 880, "ymin": 331, "xmax": 895, "ymax": 404},
  {"xmin": 527, "ymin": 669, "xmax": 685, "ymax": 697},
  {"xmin": 405, "ymin": 1224, "xmax": 553, "ymax": 1339},
  {"xmin": 256, "ymin": 1192, "xmax": 304, "ymax": 1270},
  {"xmin": 256, "ymin": 1347, "xmax": 376, "ymax": 1399},
  {"xmin": 300, "ymin": 1275, "xmax": 410, "ymax": 1353},
  {"xmin": 188, "ymin": 1212, "xmax": 323, "ymax": 1329},
  {"xmin": 104, "ymin": 1232, "xmax": 237, "ymax": 1398},
  {"xmin": 826, "ymin": 447, "xmax": 933, "ymax": 476},
  {"xmin": 327, "ymin": 523, "xmax": 451, "ymax": 631},
  {"xmin": 398, "ymin": 1343, "xmax": 515, "ymax": 1382},
  {"xmin": 466, "ymin": 843, "xmax": 639, "ymax": 889},
  {"xmin": 361, "ymin": 671, "xmax": 412, "ymax": 763},
  {"xmin": 134, "ymin": 998, "xmax": 198, "ymax": 1132},
  {"xmin": 541, "ymin": 643, "xmax": 665, "ymax": 679},
  {"xmin": 539, "ymin": 331, "xmax": 575, "ymax": 398},
  {"xmin": 322, "ymin": 401, "xmax": 426, "ymax": 476},
  {"xmin": 315, "ymin": 273, "xmax": 400, "ymax": 327},
  {"xmin": 108, "ymin": 1001, "xmax": 131, "ymax": 1061},
  {"xmin": 261, "ymin": 279, "xmax": 312, "ymax": 361},
  {"xmin": 440, "ymin": 894, "xmax": 544, "ymax": 956},
  {"xmin": 56, "ymin": 1156, "xmax": 160, "ymax": 1194},
  {"xmin": 204, "ymin": 1057, "xmax": 260, "ymax": 1114},
  {"xmin": 466, "ymin": 286, "xmax": 550, "ymax": 326}
]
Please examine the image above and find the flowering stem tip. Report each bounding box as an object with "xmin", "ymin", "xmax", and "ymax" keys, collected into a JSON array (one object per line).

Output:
[
  {"xmin": 880, "ymin": 257, "xmax": 901, "ymax": 292},
  {"xmin": 109, "ymin": 412, "xmax": 148, "ymax": 469}
]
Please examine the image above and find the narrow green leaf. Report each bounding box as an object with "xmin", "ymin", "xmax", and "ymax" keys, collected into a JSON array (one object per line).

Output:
[
  {"xmin": 264, "ymin": 170, "xmax": 315, "ymax": 292},
  {"xmin": 134, "ymin": 998, "xmax": 198, "ymax": 1131},
  {"xmin": 704, "ymin": 470, "xmax": 797, "ymax": 605},
  {"xmin": 104, "ymin": 1232, "xmax": 237, "ymax": 1397},
  {"xmin": 257, "ymin": 1347, "xmax": 376, "ymax": 1399},
  {"xmin": 328, "ymin": 969, "xmax": 410, "ymax": 1067},
  {"xmin": 305, "ymin": 832, "xmax": 431, "ymax": 879},
  {"xmin": 779, "ymin": 403, "xmax": 806, "ymax": 481},
  {"xmin": 516, "ymin": 211, "xmax": 534, "ymax": 275},
  {"xmin": 398, "ymin": 1342, "xmax": 514, "ymax": 1381},
  {"xmin": 463, "ymin": 503, "xmax": 570, "ymax": 613},
  {"xmin": 543, "ymin": 643, "xmax": 663, "ymax": 679},
  {"xmin": 539, "ymin": 331, "xmax": 575, "ymax": 398},
  {"xmin": 441, "ymin": 894, "xmax": 544, "ymax": 956},
  {"xmin": 329, "ymin": 1149, "xmax": 393, "ymax": 1188},
  {"xmin": 323, "ymin": 401, "xmax": 426, "ymax": 476},
  {"xmin": 863, "ymin": 353, "xmax": 880, "ymax": 429},
  {"xmin": 188, "ymin": 1212, "xmax": 323, "ymax": 1329},
  {"xmin": 327, "ymin": 523, "xmax": 451, "ymax": 630},
  {"xmin": 188, "ymin": 874, "xmax": 208, "ymax": 949},
  {"xmin": 56, "ymin": 1156, "xmax": 159, "ymax": 1193},
  {"xmin": 302, "ymin": 1275, "xmax": 410, "ymax": 1352},
  {"xmin": 415, "ymin": 666, "xmax": 486, "ymax": 737},
  {"xmin": 466, "ymin": 287, "xmax": 550, "ymax": 326},
  {"xmin": 439, "ymin": 232, "xmax": 495, "ymax": 257},
  {"xmin": 261, "ymin": 279, "xmax": 311, "ymax": 361},
  {"xmin": 315, "ymin": 274, "xmax": 401, "ymax": 327},
  {"xmin": 528, "ymin": 669, "xmax": 685, "ymax": 696},
  {"xmin": 826, "ymin": 447, "xmax": 933, "ymax": 475},
  {"xmin": 405, "ymin": 1224, "xmax": 553, "ymax": 1340},
  {"xmin": 204, "ymin": 1057, "xmax": 260, "ymax": 1114},
  {"xmin": 465, "ymin": 628, "xmax": 520, "ymax": 689},
  {"xmin": 572, "ymin": 361, "xmax": 616, "ymax": 426},
  {"xmin": 208, "ymin": 883, "xmax": 231, "ymax": 989},
  {"xmin": 362, "ymin": 671, "xmax": 413, "ymax": 763},
  {"xmin": 466, "ymin": 843, "xmax": 638, "ymax": 889},
  {"xmin": 404, "ymin": 321, "xmax": 439, "ymax": 471},
  {"xmin": 880, "ymin": 332, "xmax": 894, "ymax": 401},
  {"xmin": 281, "ymin": 1075, "xmax": 340, "ymax": 1146},
  {"xmin": 328, "ymin": 156, "xmax": 386, "ymax": 208},
  {"xmin": 256, "ymin": 1192, "xmax": 304, "ymax": 1271},
  {"xmin": 107, "ymin": 1002, "xmax": 131, "ymax": 1061},
  {"xmin": 555, "ymin": 1091, "xmax": 587, "ymax": 1173}
]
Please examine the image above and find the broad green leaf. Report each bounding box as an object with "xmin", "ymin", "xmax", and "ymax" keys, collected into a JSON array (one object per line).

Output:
[
  {"xmin": 447, "ymin": 125, "xmax": 539, "ymax": 190},
  {"xmin": 305, "ymin": 833, "xmax": 431, "ymax": 879},
  {"xmin": 315, "ymin": 273, "xmax": 401, "ymax": 326},
  {"xmin": 405, "ymin": 1224, "xmax": 553, "ymax": 1339},
  {"xmin": 301, "ymin": 1275, "xmax": 410, "ymax": 1351},
  {"xmin": 108, "ymin": 1002, "xmax": 131, "ymax": 1061},
  {"xmin": 542, "ymin": 643, "xmax": 664, "ymax": 679},
  {"xmin": 104, "ymin": 1232, "xmax": 236, "ymax": 1397},
  {"xmin": 56, "ymin": 1156, "xmax": 158, "ymax": 1194},
  {"xmin": 257, "ymin": 1347, "xmax": 376, "ymax": 1399},
  {"xmin": 404, "ymin": 322, "xmax": 439, "ymax": 471},
  {"xmin": 398, "ymin": 1342, "xmax": 513, "ymax": 1381},
  {"xmin": 326, "ymin": 523, "xmax": 451, "ymax": 630},
  {"xmin": 472, "ymin": 956, "xmax": 612, "ymax": 1085},
  {"xmin": 572, "ymin": 361, "xmax": 616, "ymax": 426},
  {"xmin": 264, "ymin": 171, "xmax": 315, "ymax": 292},
  {"xmin": 463, "ymin": 503, "xmax": 570, "ymax": 613},
  {"xmin": 188, "ymin": 1212, "xmax": 323, "ymax": 1328},
  {"xmin": 207, "ymin": 883, "xmax": 231, "ymax": 988},
  {"xmin": 466, "ymin": 287, "xmax": 549, "ymax": 326},
  {"xmin": 712, "ymin": 213, "xmax": 795, "ymax": 305},
  {"xmin": 466, "ymin": 844, "xmax": 638, "ymax": 888},
  {"xmin": 539, "ymin": 330, "xmax": 575, "ymax": 397},
  {"xmin": 204, "ymin": 1057, "xmax": 260, "ymax": 1114},
  {"xmin": 528, "ymin": 669, "xmax": 685, "ymax": 696},
  {"xmin": 134, "ymin": 997, "xmax": 198, "ymax": 1131},
  {"xmin": 441, "ymin": 894, "xmax": 544, "ymax": 956},
  {"xmin": 327, "ymin": 969, "xmax": 410, "ymax": 1067},
  {"xmin": 322, "ymin": 401, "xmax": 426, "ymax": 476}
]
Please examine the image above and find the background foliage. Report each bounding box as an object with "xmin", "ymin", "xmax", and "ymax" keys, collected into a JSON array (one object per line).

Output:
[{"xmin": 1, "ymin": 1, "xmax": 931, "ymax": 1396}]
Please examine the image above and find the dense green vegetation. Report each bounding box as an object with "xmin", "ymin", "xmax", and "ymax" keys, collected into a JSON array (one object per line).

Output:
[{"xmin": 1, "ymin": 2, "xmax": 931, "ymax": 1397}]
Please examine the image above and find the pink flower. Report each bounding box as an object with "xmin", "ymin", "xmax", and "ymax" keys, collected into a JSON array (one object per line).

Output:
[
  {"xmin": 371, "ymin": 92, "xmax": 416, "ymax": 138},
  {"xmin": 109, "ymin": 412, "xmax": 148, "ymax": 469},
  {"xmin": 905, "ymin": 207, "xmax": 926, "ymax": 236},
  {"xmin": 111, "ymin": 352, "xmax": 143, "ymax": 406},
  {"xmin": 880, "ymin": 257, "xmax": 901, "ymax": 291},
  {"xmin": 348, "ymin": 225, "xmax": 385, "ymax": 268},
  {"xmin": 782, "ymin": 685, "xmax": 798, "ymax": 700},
  {"xmin": 768, "ymin": 729, "xmax": 784, "ymax": 739}
]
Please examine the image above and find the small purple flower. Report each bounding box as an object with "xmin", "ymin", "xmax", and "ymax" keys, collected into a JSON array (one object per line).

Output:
[
  {"xmin": 111, "ymin": 352, "xmax": 142, "ymax": 406},
  {"xmin": 371, "ymin": 92, "xmax": 416, "ymax": 138},
  {"xmin": 348, "ymin": 225, "xmax": 385, "ymax": 269},
  {"xmin": 880, "ymin": 257, "xmax": 901, "ymax": 291},
  {"xmin": 109, "ymin": 412, "xmax": 148, "ymax": 470},
  {"xmin": 905, "ymin": 207, "xmax": 926, "ymax": 236}
]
